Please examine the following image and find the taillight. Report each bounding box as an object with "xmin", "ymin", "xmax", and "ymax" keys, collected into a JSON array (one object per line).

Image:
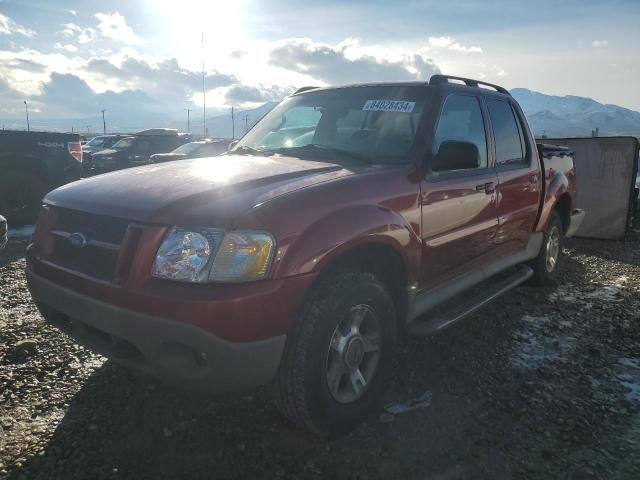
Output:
[{"xmin": 68, "ymin": 141, "xmax": 83, "ymax": 162}]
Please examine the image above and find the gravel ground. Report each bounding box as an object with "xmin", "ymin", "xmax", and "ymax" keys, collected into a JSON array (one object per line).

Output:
[{"xmin": 1, "ymin": 233, "xmax": 639, "ymax": 479}]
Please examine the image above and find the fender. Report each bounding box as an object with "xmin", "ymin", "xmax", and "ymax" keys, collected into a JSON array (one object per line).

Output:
[
  {"xmin": 535, "ymin": 168, "xmax": 570, "ymax": 233},
  {"xmin": 273, "ymin": 204, "xmax": 422, "ymax": 285}
]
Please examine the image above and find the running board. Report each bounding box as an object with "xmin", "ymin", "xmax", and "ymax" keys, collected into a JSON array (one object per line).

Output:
[{"xmin": 406, "ymin": 265, "xmax": 534, "ymax": 336}]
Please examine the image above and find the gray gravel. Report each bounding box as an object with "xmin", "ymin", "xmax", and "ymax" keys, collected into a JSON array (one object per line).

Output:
[{"xmin": 1, "ymin": 233, "xmax": 639, "ymax": 479}]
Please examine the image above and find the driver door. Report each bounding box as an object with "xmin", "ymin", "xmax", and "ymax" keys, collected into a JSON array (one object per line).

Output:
[{"xmin": 420, "ymin": 94, "xmax": 499, "ymax": 288}]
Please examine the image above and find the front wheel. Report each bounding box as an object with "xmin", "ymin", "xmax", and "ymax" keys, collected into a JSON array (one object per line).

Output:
[
  {"xmin": 270, "ymin": 271, "xmax": 397, "ymax": 435},
  {"xmin": 529, "ymin": 211, "xmax": 563, "ymax": 286}
]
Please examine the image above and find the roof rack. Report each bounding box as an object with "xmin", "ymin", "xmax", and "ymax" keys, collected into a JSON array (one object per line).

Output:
[
  {"xmin": 292, "ymin": 86, "xmax": 320, "ymax": 95},
  {"xmin": 429, "ymin": 75, "xmax": 510, "ymax": 95}
]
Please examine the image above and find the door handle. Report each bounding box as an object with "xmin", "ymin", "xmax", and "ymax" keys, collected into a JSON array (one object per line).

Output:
[
  {"xmin": 530, "ymin": 174, "xmax": 539, "ymax": 184},
  {"xmin": 476, "ymin": 182, "xmax": 495, "ymax": 194}
]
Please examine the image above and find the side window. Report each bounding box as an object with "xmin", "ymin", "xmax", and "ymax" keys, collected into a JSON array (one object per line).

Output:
[
  {"xmin": 134, "ymin": 139, "xmax": 150, "ymax": 153},
  {"xmin": 487, "ymin": 99, "xmax": 525, "ymax": 166},
  {"xmin": 433, "ymin": 95, "xmax": 488, "ymax": 172}
]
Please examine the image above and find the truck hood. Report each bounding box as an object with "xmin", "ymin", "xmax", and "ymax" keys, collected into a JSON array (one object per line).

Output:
[
  {"xmin": 150, "ymin": 153, "xmax": 187, "ymax": 162},
  {"xmin": 45, "ymin": 154, "xmax": 354, "ymax": 226}
]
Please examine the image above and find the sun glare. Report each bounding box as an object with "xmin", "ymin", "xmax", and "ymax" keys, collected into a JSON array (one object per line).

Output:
[{"xmin": 150, "ymin": 0, "xmax": 246, "ymax": 67}]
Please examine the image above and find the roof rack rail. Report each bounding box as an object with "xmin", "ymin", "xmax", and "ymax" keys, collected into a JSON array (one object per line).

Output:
[
  {"xmin": 429, "ymin": 75, "xmax": 510, "ymax": 95},
  {"xmin": 292, "ymin": 86, "xmax": 320, "ymax": 95}
]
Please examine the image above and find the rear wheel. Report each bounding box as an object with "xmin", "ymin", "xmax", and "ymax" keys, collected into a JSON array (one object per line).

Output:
[
  {"xmin": 270, "ymin": 271, "xmax": 397, "ymax": 435},
  {"xmin": 529, "ymin": 211, "xmax": 563, "ymax": 286}
]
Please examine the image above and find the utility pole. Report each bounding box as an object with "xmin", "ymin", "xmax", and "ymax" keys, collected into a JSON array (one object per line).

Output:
[
  {"xmin": 242, "ymin": 114, "xmax": 249, "ymax": 134},
  {"xmin": 23, "ymin": 100, "xmax": 30, "ymax": 132},
  {"xmin": 201, "ymin": 33, "xmax": 206, "ymax": 139},
  {"xmin": 86, "ymin": 126, "xmax": 90, "ymax": 134},
  {"xmin": 231, "ymin": 107, "xmax": 235, "ymax": 140},
  {"xmin": 101, "ymin": 109, "xmax": 106, "ymax": 134},
  {"xmin": 185, "ymin": 108, "xmax": 191, "ymax": 133}
]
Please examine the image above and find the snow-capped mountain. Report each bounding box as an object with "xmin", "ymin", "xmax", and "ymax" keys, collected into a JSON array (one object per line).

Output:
[{"xmin": 510, "ymin": 88, "xmax": 640, "ymax": 137}]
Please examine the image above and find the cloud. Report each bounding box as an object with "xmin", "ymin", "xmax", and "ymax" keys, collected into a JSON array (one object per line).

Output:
[
  {"xmin": 224, "ymin": 84, "xmax": 293, "ymax": 105},
  {"xmin": 230, "ymin": 50, "xmax": 248, "ymax": 59},
  {"xmin": 0, "ymin": 13, "xmax": 36, "ymax": 38},
  {"xmin": 54, "ymin": 43, "xmax": 79, "ymax": 53},
  {"xmin": 61, "ymin": 23, "xmax": 97, "ymax": 44},
  {"xmin": 95, "ymin": 12, "xmax": 144, "ymax": 46},
  {"xmin": 428, "ymin": 36, "xmax": 453, "ymax": 48},
  {"xmin": 0, "ymin": 76, "xmax": 24, "ymax": 113},
  {"xmin": 428, "ymin": 36, "xmax": 482, "ymax": 54},
  {"xmin": 269, "ymin": 38, "xmax": 440, "ymax": 85},
  {"xmin": 37, "ymin": 73, "xmax": 156, "ymax": 116},
  {"xmin": 85, "ymin": 57, "xmax": 236, "ymax": 100},
  {"xmin": 449, "ymin": 43, "xmax": 483, "ymax": 54},
  {"xmin": 492, "ymin": 66, "xmax": 507, "ymax": 77},
  {"xmin": 0, "ymin": 57, "xmax": 47, "ymax": 74},
  {"xmin": 592, "ymin": 40, "xmax": 609, "ymax": 48}
]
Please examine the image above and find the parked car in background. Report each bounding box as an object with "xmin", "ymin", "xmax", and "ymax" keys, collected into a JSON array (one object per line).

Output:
[
  {"xmin": 149, "ymin": 139, "xmax": 231, "ymax": 163},
  {"xmin": 0, "ymin": 130, "xmax": 82, "ymax": 224},
  {"xmin": 82, "ymin": 135, "xmax": 126, "ymax": 155},
  {"xmin": 27, "ymin": 76, "xmax": 584, "ymax": 434},
  {"xmin": 81, "ymin": 134, "xmax": 126, "ymax": 176},
  {"xmin": 88, "ymin": 129, "xmax": 191, "ymax": 175}
]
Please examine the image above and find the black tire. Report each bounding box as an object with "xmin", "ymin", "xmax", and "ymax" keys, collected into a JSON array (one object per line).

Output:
[
  {"xmin": 529, "ymin": 211, "xmax": 563, "ymax": 286},
  {"xmin": 0, "ymin": 169, "xmax": 46, "ymax": 225},
  {"xmin": 270, "ymin": 271, "xmax": 397, "ymax": 435}
]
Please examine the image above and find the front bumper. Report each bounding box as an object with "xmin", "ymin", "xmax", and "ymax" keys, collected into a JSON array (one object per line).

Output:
[
  {"xmin": 0, "ymin": 215, "xmax": 7, "ymax": 250},
  {"xmin": 27, "ymin": 271, "xmax": 286, "ymax": 392}
]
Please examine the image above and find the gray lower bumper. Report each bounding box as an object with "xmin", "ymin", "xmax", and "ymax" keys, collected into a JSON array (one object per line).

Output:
[
  {"xmin": 27, "ymin": 271, "xmax": 286, "ymax": 393},
  {"xmin": 565, "ymin": 209, "xmax": 586, "ymax": 238},
  {"xmin": 0, "ymin": 215, "xmax": 6, "ymax": 250}
]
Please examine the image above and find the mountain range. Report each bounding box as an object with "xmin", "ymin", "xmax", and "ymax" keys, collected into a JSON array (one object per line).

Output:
[
  {"xmin": 2, "ymin": 89, "xmax": 638, "ymax": 139},
  {"xmin": 510, "ymin": 88, "xmax": 640, "ymax": 137},
  {"xmin": 203, "ymin": 89, "xmax": 640, "ymax": 139}
]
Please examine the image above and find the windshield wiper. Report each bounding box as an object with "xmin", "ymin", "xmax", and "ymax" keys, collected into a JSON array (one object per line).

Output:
[{"xmin": 273, "ymin": 144, "xmax": 372, "ymax": 164}]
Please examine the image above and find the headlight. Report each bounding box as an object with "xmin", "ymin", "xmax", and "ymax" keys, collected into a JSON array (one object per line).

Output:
[{"xmin": 151, "ymin": 227, "xmax": 275, "ymax": 283}]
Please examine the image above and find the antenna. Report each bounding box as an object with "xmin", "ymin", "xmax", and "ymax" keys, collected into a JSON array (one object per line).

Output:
[
  {"xmin": 202, "ymin": 33, "xmax": 206, "ymax": 139},
  {"xmin": 185, "ymin": 108, "xmax": 191, "ymax": 133}
]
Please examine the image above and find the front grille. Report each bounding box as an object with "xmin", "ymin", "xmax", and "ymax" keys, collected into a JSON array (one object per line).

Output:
[
  {"xmin": 45, "ymin": 208, "xmax": 131, "ymax": 282},
  {"xmin": 56, "ymin": 209, "xmax": 128, "ymax": 244}
]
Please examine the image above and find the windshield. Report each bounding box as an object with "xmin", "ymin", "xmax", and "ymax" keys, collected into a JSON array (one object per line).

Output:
[
  {"xmin": 236, "ymin": 86, "xmax": 429, "ymax": 164},
  {"xmin": 86, "ymin": 136, "xmax": 107, "ymax": 147},
  {"xmin": 172, "ymin": 142, "xmax": 203, "ymax": 155},
  {"xmin": 112, "ymin": 137, "xmax": 135, "ymax": 149}
]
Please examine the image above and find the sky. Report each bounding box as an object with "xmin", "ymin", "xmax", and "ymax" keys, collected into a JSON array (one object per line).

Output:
[{"xmin": 0, "ymin": 0, "xmax": 639, "ymax": 131}]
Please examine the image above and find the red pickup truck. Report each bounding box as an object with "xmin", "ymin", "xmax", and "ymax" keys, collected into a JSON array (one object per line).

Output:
[{"xmin": 26, "ymin": 76, "xmax": 584, "ymax": 434}]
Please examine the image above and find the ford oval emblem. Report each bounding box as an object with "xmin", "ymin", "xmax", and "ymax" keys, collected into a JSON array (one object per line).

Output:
[{"xmin": 69, "ymin": 232, "xmax": 88, "ymax": 248}]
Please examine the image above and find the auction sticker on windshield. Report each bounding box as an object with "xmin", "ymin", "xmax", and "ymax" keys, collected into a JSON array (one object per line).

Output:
[{"xmin": 362, "ymin": 100, "xmax": 416, "ymax": 113}]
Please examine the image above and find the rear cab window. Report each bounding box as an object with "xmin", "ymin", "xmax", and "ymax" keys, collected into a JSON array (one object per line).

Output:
[{"xmin": 486, "ymin": 99, "xmax": 527, "ymax": 167}]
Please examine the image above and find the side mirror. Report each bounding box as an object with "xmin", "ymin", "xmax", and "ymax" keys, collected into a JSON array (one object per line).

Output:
[
  {"xmin": 432, "ymin": 140, "xmax": 480, "ymax": 172},
  {"xmin": 228, "ymin": 140, "xmax": 239, "ymax": 152}
]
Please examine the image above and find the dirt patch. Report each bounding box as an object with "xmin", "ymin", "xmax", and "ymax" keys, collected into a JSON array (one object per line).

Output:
[{"xmin": 1, "ymin": 234, "xmax": 639, "ymax": 479}]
